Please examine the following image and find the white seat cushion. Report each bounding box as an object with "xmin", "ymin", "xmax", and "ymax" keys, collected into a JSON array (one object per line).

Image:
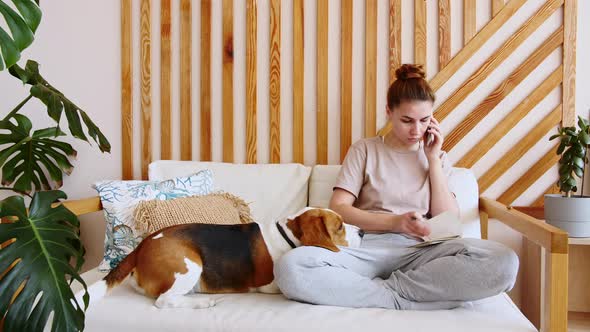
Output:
[
  {"xmin": 78, "ymin": 270, "xmax": 535, "ymax": 332},
  {"xmin": 149, "ymin": 161, "xmax": 312, "ymax": 226},
  {"xmin": 309, "ymin": 165, "xmax": 481, "ymax": 238}
]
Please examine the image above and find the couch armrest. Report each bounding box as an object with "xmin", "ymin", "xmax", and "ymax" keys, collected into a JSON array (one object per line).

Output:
[
  {"xmin": 61, "ymin": 196, "xmax": 103, "ymax": 216},
  {"xmin": 479, "ymin": 197, "xmax": 568, "ymax": 332}
]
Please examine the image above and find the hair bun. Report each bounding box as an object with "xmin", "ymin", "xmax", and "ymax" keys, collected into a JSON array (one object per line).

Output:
[{"xmin": 395, "ymin": 64, "xmax": 426, "ymax": 81}]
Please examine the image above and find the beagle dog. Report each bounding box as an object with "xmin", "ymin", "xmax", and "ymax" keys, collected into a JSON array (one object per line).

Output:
[{"xmin": 84, "ymin": 207, "xmax": 363, "ymax": 309}]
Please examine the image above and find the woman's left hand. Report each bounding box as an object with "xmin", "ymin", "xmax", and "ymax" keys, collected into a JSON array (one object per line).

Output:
[{"xmin": 424, "ymin": 117, "xmax": 443, "ymax": 160}]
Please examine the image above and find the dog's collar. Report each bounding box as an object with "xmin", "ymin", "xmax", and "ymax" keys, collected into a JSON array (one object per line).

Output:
[{"xmin": 275, "ymin": 222, "xmax": 297, "ymax": 249}]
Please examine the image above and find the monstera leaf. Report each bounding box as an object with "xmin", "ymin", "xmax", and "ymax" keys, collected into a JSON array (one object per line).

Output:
[
  {"xmin": 9, "ymin": 60, "xmax": 111, "ymax": 153},
  {"xmin": 0, "ymin": 190, "xmax": 88, "ymax": 332},
  {"xmin": 0, "ymin": 0, "xmax": 41, "ymax": 70},
  {"xmin": 0, "ymin": 114, "xmax": 76, "ymax": 194}
]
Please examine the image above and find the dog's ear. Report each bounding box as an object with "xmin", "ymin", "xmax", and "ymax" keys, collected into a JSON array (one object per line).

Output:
[{"xmin": 288, "ymin": 214, "xmax": 339, "ymax": 252}]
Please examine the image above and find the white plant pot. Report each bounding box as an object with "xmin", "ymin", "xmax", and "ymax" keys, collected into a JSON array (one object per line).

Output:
[{"xmin": 544, "ymin": 194, "xmax": 590, "ymax": 238}]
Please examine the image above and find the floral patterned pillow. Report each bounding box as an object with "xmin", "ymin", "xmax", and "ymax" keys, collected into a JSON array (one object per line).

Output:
[{"xmin": 93, "ymin": 170, "xmax": 213, "ymax": 271}]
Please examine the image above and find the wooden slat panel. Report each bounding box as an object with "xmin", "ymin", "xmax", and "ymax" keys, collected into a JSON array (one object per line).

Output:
[
  {"xmin": 293, "ymin": 0, "xmax": 304, "ymax": 164},
  {"xmin": 140, "ymin": 0, "xmax": 151, "ymax": 180},
  {"xmin": 414, "ymin": 0, "xmax": 426, "ymax": 69},
  {"xmin": 429, "ymin": 0, "xmax": 526, "ymax": 91},
  {"xmin": 478, "ymin": 105, "xmax": 562, "ymax": 193},
  {"xmin": 438, "ymin": 0, "xmax": 451, "ymax": 69},
  {"xmin": 121, "ymin": 0, "xmax": 133, "ymax": 180},
  {"xmin": 365, "ymin": 0, "xmax": 377, "ymax": 137},
  {"xmin": 341, "ymin": 0, "xmax": 353, "ymax": 162},
  {"xmin": 457, "ymin": 66, "xmax": 563, "ymax": 168},
  {"xmin": 222, "ymin": 0, "xmax": 234, "ymax": 162},
  {"xmin": 463, "ymin": 0, "xmax": 476, "ymax": 44},
  {"xmin": 160, "ymin": 0, "xmax": 171, "ymax": 160},
  {"xmin": 532, "ymin": 184, "xmax": 560, "ymax": 207},
  {"xmin": 269, "ymin": 0, "xmax": 281, "ymax": 163},
  {"xmin": 443, "ymin": 27, "xmax": 563, "ymax": 151},
  {"xmin": 497, "ymin": 144, "xmax": 560, "ymax": 205},
  {"xmin": 317, "ymin": 0, "xmax": 328, "ymax": 164},
  {"xmin": 435, "ymin": 0, "xmax": 563, "ymax": 122},
  {"xmin": 246, "ymin": 0, "xmax": 257, "ymax": 163},
  {"xmin": 200, "ymin": 0, "xmax": 212, "ymax": 161},
  {"xmin": 200, "ymin": 1, "xmax": 212, "ymax": 161},
  {"xmin": 563, "ymin": 0, "xmax": 577, "ymax": 127},
  {"xmin": 389, "ymin": 0, "xmax": 401, "ymax": 84},
  {"xmin": 492, "ymin": 0, "xmax": 505, "ymax": 17},
  {"xmin": 180, "ymin": 0, "xmax": 191, "ymax": 160}
]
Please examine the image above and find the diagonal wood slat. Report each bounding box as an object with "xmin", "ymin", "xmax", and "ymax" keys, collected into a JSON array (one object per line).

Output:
[
  {"xmin": 293, "ymin": 0, "xmax": 304, "ymax": 164},
  {"xmin": 478, "ymin": 105, "xmax": 562, "ymax": 193},
  {"xmin": 429, "ymin": 0, "xmax": 527, "ymax": 91},
  {"xmin": 443, "ymin": 27, "xmax": 563, "ymax": 151},
  {"xmin": 200, "ymin": 0, "xmax": 212, "ymax": 161},
  {"xmin": 563, "ymin": 0, "xmax": 577, "ymax": 127},
  {"xmin": 435, "ymin": 0, "xmax": 563, "ymax": 122},
  {"xmin": 463, "ymin": 0, "xmax": 476, "ymax": 44},
  {"xmin": 341, "ymin": 0, "xmax": 353, "ymax": 162},
  {"xmin": 269, "ymin": 0, "xmax": 281, "ymax": 163},
  {"xmin": 317, "ymin": 0, "xmax": 328, "ymax": 164},
  {"xmin": 180, "ymin": 0, "xmax": 192, "ymax": 160},
  {"xmin": 457, "ymin": 66, "xmax": 563, "ymax": 168},
  {"xmin": 532, "ymin": 184, "xmax": 560, "ymax": 207},
  {"xmin": 140, "ymin": 0, "xmax": 152, "ymax": 179},
  {"xmin": 160, "ymin": 0, "xmax": 171, "ymax": 160},
  {"xmin": 497, "ymin": 144, "xmax": 560, "ymax": 205},
  {"xmin": 414, "ymin": 0, "xmax": 426, "ymax": 70},
  {"xmin": 121, "ymin": 0, "xmax": 133, "ymax": 180},
  {"xmin": 223, "ymin": 0, "xmax": 234, "ymax": 162},
  {"xmin": 492, "ymin": 0, "xmax": 505, "ymax": 17},
  {"xmin": 389, "ymin": 0, "xmax": 401, "ymax": 84},
  {"xmin": 246, "ymin": 0, "xmax": 257, "ymax": 163},
  {"xmin": 365, "ymin": 0, "xmax": 377, "ymax": 138},
  {"xmin": 438, "ymin": 0, "xmax": 451, "ymax": 69}
]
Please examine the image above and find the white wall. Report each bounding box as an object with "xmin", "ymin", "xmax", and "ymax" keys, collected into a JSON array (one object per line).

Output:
[{"xmin": 0, "ymin": 1, "xmax": 589, "ymax": 272}]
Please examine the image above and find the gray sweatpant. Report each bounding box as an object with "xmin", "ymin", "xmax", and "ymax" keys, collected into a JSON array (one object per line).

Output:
[{"xmin": 274, "ymin": 233, "xmax": 519, "ymax": 310}]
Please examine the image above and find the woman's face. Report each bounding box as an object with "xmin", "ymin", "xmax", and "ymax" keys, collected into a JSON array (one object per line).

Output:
[{"xmin": 387, "ymin": 100, "xmax": 433, "ymax": 146}]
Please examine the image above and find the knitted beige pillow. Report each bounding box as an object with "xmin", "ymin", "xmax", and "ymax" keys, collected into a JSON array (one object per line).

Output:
[{"xmin": 134, "ymin": 192, "xmax": 253, "ymax": 234}]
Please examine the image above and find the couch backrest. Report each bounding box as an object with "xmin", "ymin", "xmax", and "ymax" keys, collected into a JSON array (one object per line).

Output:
[
  {"xmin": 149, "ymin": 161, "xmax": 311, "ymax": 226},
  {"xmin": 149, "ymin": 161, "xmax": 480, "ymax": 238},
  {"xmin": 309, "ymin": 165, "xmax": 481, "ymax": 239}
]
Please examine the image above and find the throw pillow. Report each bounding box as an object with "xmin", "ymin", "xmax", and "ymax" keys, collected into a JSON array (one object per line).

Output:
[
  {"xmin": 93, "ymin": 169, "xmax": 213, "ymax": 271},
  {"xmin": 134, "ymin": 192, "xmax": 253, "ymax": 234}
]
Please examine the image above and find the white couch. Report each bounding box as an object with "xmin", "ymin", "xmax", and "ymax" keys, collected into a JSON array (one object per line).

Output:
[{"xmin": 68, "ymin": 161, "xmax": 551, "ymax": 331}]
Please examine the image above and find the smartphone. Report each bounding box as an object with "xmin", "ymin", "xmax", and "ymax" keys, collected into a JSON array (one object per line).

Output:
[{"xmin": 424, "ymin": 129, "xmax": 434, "ymax": 147}]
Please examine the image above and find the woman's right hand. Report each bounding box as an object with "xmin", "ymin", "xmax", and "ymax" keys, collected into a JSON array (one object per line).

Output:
[{"xmin": 393, "ymin": 212, "xmax": 431, "ymax": 238}]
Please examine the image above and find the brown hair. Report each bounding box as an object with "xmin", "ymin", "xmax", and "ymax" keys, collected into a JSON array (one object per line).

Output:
[{"xmin": 386, "ymin": 64, "xmax": 435, "ymax": 109}]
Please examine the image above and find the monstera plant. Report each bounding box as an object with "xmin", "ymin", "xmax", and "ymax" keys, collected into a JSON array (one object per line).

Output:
[{"xmin": 0, "ymin": 1, "xmax": 110, "ymax": 331}]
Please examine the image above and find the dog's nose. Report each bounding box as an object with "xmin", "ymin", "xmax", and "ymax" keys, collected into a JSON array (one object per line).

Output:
[{"xmin": 358, "ymin": 229, "xmax": 365, "ymax": 238}]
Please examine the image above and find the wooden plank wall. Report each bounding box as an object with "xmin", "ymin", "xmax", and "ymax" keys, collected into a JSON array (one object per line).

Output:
[{"xmin": 121, "ymin": 0, "xmax": 577, "ymax": 208}]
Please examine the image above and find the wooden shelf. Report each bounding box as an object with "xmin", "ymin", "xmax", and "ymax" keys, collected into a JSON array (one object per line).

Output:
[
  {"xmin": 569, "ymin": 238, "xmax": 590, "ymax": 246},
  {"xmin": 512, "ymin": 206, "xmax": 590, "ymax": 246}
]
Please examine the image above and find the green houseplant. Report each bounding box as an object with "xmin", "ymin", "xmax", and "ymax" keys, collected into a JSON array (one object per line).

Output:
[
  {"xmin": 545, "ymin": 115, "xmax": 590, "ymax": 237},
  {"xmin": 0, "ymin": 1, "xmax": 110, "ymax": 331}
]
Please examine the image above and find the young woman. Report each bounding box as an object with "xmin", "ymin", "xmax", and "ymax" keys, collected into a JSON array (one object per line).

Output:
[{"xmin": 274, "ymin": 64, "xmax": 519, "ymax": 310}]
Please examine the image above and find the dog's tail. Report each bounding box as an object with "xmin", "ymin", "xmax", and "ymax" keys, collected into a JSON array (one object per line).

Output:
[
  {"xmin": 76, "ymin": 248, "xmax": 139, "ymax": 308},
  {"xmin": 104, "ymin": 248, "xmax": 138, "ymax": 289}
]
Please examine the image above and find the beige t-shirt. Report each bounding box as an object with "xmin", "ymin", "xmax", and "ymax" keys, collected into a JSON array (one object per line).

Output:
[{"xmin": 334, "ymin": 136, "xmax": 453, "ymax": 216}]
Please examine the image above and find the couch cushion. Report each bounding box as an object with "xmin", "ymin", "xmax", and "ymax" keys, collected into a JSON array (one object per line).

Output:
[
  {"xmin": 309, "ymin": 166, "xmax": 481, "ymax": 238},
  {"xmin": 149, "ymin": 161, "xmax": 312, "ymax": 226},
  {"xmin": 78, "ymin": 269, "xmax": 535, "ymax": 332}
]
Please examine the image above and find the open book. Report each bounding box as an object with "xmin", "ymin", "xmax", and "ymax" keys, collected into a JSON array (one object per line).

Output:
[{"xmin": 410, "ymin": 211, "xmax": 462, "ymax": 248}]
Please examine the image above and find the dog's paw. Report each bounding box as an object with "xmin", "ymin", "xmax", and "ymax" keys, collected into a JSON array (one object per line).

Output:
[{"xmin": 155, "ymin": 295, "xmax": 216, "ymax": 309}]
